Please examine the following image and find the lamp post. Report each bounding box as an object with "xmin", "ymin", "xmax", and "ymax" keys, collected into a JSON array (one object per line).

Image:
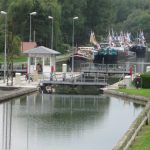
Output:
[
  {"xmin": 72, "ymin": 16, "xmax": 78, "ymax": 73},
  {"xmin": 48, "ymin": 16, "xmax": 53, "ymax": 49},
  {"xmin": 1, "ymin": 11, "xmax": 7, "ymax": 83},
  {"xmin": 29, "ymin": 12, "xmax": 37, "ymax": 42}
]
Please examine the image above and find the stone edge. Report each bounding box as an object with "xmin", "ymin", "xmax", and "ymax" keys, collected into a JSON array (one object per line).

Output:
[{"xmin": 0, "ymin": 87, "xmax": 38, "ymax": 103}]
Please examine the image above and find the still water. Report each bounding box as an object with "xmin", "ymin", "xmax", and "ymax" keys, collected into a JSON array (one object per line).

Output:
[{"xmin": 0, "ymin": 93, "xmax": 144, "ymax": 150}]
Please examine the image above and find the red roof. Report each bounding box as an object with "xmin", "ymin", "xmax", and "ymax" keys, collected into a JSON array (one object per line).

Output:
[{"xmin": 21, "ymin": 42, "xmax": 37, "ymax": 51}]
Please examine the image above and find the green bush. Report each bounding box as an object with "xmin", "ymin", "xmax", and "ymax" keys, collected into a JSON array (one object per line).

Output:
[{"xmin": 141, "ymin": 73, "xmax": 150, "ymax": 88}]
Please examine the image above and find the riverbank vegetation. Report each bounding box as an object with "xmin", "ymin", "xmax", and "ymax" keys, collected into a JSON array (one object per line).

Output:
[
  {"xmin": 129, "ymin": 124, "xmax": 150, "ymax": 150},
  {"xmin": 0, "ymin": 0, "xmax": 150, "ymax": 56},
  {"xmin": 118, "ymin": 89, "xmax": 150, "ymax": 98}
]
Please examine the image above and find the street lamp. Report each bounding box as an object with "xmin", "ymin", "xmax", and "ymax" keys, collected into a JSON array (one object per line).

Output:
[
  {"xmin": 72, "ymin": 16, "xmax": 78, "ymax": 73},
  {"xmin": 1, "ymin": 11, "xmax": 7, "ymax": 83},
  {"xmin": 29, "ymin": 11, "xmax": 37, "ymax": 42},
  {"xmin": 48, "ymin": 16, "xmax": 53, "ymax": 49}
]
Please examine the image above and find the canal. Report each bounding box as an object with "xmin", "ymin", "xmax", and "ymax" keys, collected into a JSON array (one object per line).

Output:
[{"xmin": 0, "ymin": 93, "xmax": 144, "ymax": 150}]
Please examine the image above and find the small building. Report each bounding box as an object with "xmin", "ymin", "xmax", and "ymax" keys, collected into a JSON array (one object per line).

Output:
[{"xmin": 24, "ymin": 46, "xmax": 60, "ymax": 79}]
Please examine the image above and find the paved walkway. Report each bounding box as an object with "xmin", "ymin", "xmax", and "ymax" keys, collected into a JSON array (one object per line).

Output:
[
  {"xmin": 0, "ymin": 72, "xmax": 81, "ymax": 88},
  {"xmin": 104, "ymin": 75, "xmax": 134, "ymax": 90},
  {"xmin": 0, "ymin": 76, "xmax": 39, "ymax": 88}
]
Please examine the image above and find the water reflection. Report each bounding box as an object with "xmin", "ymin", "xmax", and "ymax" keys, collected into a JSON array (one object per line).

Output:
[
  {"xmin": 0, "ymin": 94, "xmax": 144, "ymax": 150},
  {"xmin": 0, "ymin": 101, "xmax": 13, "ymax": 150}
]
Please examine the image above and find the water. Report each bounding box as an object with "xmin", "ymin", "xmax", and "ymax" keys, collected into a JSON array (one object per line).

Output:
[{"xmin": 0, "ymin": 93, "xmax": 144, "ymax": 150}]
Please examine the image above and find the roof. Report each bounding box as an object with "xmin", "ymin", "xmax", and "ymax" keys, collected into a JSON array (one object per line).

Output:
[
  {"xmin": 21, "ymin": 42, "xmax": 37, "ymax": 51},
  {"xmin": 23, "ymin": 46, "xmax": 60, "ymax": 55}
]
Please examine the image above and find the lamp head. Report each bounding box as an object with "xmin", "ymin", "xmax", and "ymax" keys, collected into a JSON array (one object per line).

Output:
[
  {"xmin": 48, "ymin": 16, "xmax": 53, "ymax": 19},
  {"xmin": 0, "ymin": 11, "xmax": 7, "ymax": 15},
  {"xmin": 73, "ymin": 16, "xmax": 78, "ymax": 20},
  {"xmin": 30, "ymin": 12, "xmax": 37, "ymax": 15}
]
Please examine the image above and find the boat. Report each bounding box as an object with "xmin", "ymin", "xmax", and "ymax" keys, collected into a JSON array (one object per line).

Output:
[
  {"xmin": 67, "ymin": 47, "xmax": 94, "ymax": 69},
  {"xmin": 72, "ymin": 46, "xmax": 94, "ymax": 61},
  {"xmin": 90, "ymin": 32, "xmax": 117, "ymax": 64},
  {"xmin": 93, "ymin": 43, "xmax": 118, "ymax": 64},
  {"xmin": 111, "ymin": 42, "xmax": 135, "ymax": 59},
  {"xmin": 90, "ymin": 31, "xmax": 135, "ymax": 64},
  {"xmin": 129, "ymin": 31, "xmax": 147, "ymax": 57},
  {"xmin": 129, "ymin": 44, "xmax": 147, "ymax": 57}
]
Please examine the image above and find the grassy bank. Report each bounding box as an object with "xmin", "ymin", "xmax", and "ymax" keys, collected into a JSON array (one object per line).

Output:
[
  {"xmin": 0, "ymin": 55, "xmax": 27, "ymax": 63},
  {"xmin": 128, "ymin": 124, "xmax": 150, "ymax": 150},
  {"xmin": 0, "ymin": 53, "xmax": 71, "ymax": 64},
  {"xmin": 118, "ymin": 89, "xmax": 150, "ymax": 98},
  {"xmin": 117, "ymin": 88, "xmax": 150, "ymax": 150}
]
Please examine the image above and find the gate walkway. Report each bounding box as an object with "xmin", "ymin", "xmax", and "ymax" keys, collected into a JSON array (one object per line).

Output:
[{"xmin": 80, "ymin": 63, "xmax": 133, "ymax": 75}]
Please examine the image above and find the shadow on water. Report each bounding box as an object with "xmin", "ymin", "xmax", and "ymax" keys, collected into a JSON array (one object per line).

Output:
[{"xmin": 53, "ymin": 85, "xmax": 104, "ymax": 95}]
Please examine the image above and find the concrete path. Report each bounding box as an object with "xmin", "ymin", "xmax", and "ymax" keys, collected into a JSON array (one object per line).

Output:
[{"xmin": 104, "ymin": 75, "xmax": 134, "ymax": 90}]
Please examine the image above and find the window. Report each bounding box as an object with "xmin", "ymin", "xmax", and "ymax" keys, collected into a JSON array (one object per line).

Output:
[
  {"xmin": 44, "ymin": 57, "xmax": 50, "ymax": 65},
  {"xmin": 30, "ymin": 57, "xmax": 35, "ymax": 65}
]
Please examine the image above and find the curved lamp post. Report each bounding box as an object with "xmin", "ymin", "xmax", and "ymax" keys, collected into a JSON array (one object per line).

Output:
[
  {"xmin": 29, "ymin": 12, "xmax": 37, "ymax": 42},
  {"xmin": 0, "ymin": 11, "xmax": 7, "ymax": 83},
  {"xmin": 48, "ymin": 16, "xmax": 53, "ymax": 49},
  {"xmin": 72, "ymin": 16, "xmax": 78, "ymax": 73}
]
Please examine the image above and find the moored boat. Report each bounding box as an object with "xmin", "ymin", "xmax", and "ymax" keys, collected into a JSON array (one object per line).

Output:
[
  {"xmin": 129, "ymin": 44, "xmax": 147, "ymax": 57},
  {"xmin": 129, "ymin": 31, "xmax": 147, "ymax": 57},
  {"xmin": 93, "ymin": 46, "xmax": 118, "ymax": 64},
  {"xmin": 67, "ymin": 46, "xmax": 94, "ymax": 69}
]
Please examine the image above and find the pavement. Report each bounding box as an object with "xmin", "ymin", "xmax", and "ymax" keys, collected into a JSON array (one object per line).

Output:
[
  {"xmin": 0, "ymin": 75, "xmax": 39, "ymax": 88},
  {"xmin": 0, "ymin": 72, "xmax": 81, "ymax": 88},
  {"xmin": 104, "ymin": 75, "xmax": 134, "ymax": 90}
]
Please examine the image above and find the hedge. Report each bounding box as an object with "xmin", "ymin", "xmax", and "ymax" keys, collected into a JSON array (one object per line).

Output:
[{"xmin": 141, "ymin": 73, "xmax": 150, "ymax": 88}]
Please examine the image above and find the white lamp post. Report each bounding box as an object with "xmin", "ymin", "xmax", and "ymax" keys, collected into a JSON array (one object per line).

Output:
[
  {"xmin": 29, "ymin": 11, "xmax": 37, "ymax": 42},
  {"xmin": 1, "ymin": 11, "xmax": 7, "ymax": 83},
  {"xmin": 48, "ymin": 16, "xmax": 53, "ymax": 49},
  {"xmin": 72, "ymin": 16, "xmax": 78, "ymax": 73}
]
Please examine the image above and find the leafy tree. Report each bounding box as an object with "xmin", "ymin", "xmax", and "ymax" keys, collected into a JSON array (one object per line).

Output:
[
  {"xmin": 1, "ymin": 0, "xmax": 150, "ymax": 55},
  {"xmin": 123, "ymin": 10, "xmax": 150, "ymax": 41},
  {"xmin": 8, "ymin": 0, "xmax": 32, "ymax": 41}
]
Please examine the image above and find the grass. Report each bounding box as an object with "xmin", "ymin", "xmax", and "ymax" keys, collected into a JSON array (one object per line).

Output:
[
  {"xmin": 129, "ymin": 124, "xmax": 150, "ymax": 150},
  {"xmin": 0, "ymin": 54, "xmax": 27, "ymax": 63},
  {"xmin": 118, "ymin": 88, "xmax": 150, "ymax": 98}
]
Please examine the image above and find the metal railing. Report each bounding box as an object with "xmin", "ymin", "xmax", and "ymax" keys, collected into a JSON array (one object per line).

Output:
[
  {"xmin": 36, "ymin": 71, "xmax": 107, "ymax": 85},
  {"xmin": 80, "ymin": 63, "xmax": 133, "ymax": 73}
]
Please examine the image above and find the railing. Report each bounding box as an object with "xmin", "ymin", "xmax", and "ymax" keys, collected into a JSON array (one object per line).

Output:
[
  {"xmin": 36, "ymin": 71, "xmax": 107, "ymax": 85},
  {"xmin": 39, "ymin": 72, "xmax": 78, "ymax": 81},
  {"xmin": 0, "ymin": 63, "xmax": 27, "ymax": 70},
  {"xmin": 80, "ymin": 63, "xmax": 134, "ymax": 73}
]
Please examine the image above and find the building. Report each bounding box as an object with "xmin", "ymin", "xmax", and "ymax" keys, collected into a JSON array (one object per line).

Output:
[{"xmin": 24, "ymin": 46, "xmax": 60, "ymax": 80}]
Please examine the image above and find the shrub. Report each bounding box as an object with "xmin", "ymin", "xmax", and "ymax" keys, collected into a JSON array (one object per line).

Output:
[{"xmin": 141, "ymin": 73, "xmax": 150, "ymax": 88}]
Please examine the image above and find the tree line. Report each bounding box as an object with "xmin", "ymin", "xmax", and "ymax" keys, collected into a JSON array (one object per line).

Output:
[{"xmin": 0, "ymin": 0, "xmax": 150, "ymax": 54}]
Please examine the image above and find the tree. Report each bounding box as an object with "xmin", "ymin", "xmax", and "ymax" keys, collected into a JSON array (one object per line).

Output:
[{"xmin": 123, "ymin": 10, "xmax": 150, "ymax": 41}]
